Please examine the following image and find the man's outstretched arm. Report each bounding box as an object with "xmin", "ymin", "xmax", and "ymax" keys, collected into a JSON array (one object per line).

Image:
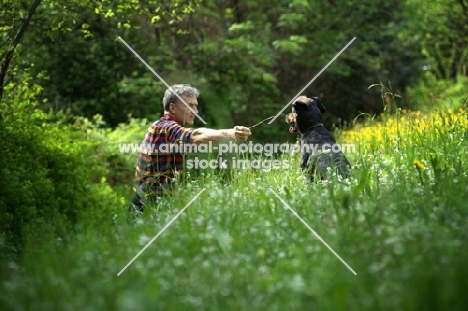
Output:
[{"xmin": 189, "ymin": 126, "xmax": 251, "ymax": 144}]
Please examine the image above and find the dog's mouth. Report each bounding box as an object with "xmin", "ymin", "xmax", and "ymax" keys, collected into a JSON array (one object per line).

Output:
[{"xmin": 285, "ymin": 113, "xmax": 298, "ymax": 133}]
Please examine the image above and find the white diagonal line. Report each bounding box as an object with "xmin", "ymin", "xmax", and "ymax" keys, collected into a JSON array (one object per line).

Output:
[
  {"xmin": 269, "ymin": 188, "xmax": 357, "ymax": 275},
  {"xmin": 117, "ymin": 36, "xmax": 207, "ymax": 124},
  {"xmin": 117, "ymin": 188, "xmax": 206, "ymax": 276},
  {"xmin": 268, "ymin": 37, "xmax": 356, "ymax": 124}
]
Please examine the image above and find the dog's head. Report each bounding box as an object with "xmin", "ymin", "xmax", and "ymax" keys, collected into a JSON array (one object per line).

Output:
[{"xmin": 285, "ymin": 96, "xmax": 326, "ymax": 134}]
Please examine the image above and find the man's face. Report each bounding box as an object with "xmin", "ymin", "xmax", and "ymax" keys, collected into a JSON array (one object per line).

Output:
[{"xmin": 169, "ymin": 94, "xmax": 198, "ymax": 126}]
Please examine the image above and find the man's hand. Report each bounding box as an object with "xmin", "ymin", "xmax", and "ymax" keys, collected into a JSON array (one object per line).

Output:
[{"xmin": 232, "ymin": 126, "xmax": 251, "ymax": 141}]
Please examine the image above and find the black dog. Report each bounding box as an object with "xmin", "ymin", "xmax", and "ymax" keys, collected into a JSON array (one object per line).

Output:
[{"xmin": 285, "ymin": 96, "xmax": 351, "ymax": 181}]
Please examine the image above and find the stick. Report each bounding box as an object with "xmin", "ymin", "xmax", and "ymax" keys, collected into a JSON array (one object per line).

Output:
[{"xmin": 249, "ymin": 116, "xmax": 275, "ymax": 129}]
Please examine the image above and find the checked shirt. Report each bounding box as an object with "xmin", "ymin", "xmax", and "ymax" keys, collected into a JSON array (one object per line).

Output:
[{"xmin": 135, "ymin": 113, "xmax": 194, "ymax": 195}]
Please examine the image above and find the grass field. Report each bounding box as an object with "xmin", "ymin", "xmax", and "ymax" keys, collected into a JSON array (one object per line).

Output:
[{"xmin": 1, "ymin": 105, "xmax": 468, "ymax": 310}]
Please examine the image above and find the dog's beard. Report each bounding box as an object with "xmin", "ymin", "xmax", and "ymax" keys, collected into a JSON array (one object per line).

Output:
[{"xmin": 286, "ymin": 113, "xmax": 298, "ymax": 133}]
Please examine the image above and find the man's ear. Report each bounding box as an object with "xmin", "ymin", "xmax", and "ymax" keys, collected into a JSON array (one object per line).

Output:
[
  {"xmin": 169, "ymin": 102, "xmax": 176, "ymax": 114},
  {"xmin": 313, "ymin": 97, "xmax": 326, "ymax": 113}
]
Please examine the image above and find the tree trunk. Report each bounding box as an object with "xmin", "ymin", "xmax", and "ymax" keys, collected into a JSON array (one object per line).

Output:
[{"xmin": 0, "ymin": 0, "xmax": 42, "ymax": 99}]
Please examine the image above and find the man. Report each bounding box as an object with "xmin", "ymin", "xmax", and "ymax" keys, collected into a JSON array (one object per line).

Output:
[{"xmin": 130, "ymin": 84, "xmax": 251, "ymax": 215}]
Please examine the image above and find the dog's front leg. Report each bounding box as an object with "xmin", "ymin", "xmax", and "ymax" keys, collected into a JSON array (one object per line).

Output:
[
  {"xmin": 301, "ymin": 152, "xmax": 317, "ymax": 182},
  {"xmin": 300, "ymin": 152, "xmax": 309, "ymax": 170}
]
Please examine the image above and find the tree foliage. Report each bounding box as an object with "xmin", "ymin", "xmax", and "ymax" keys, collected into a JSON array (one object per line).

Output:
[
  {"xmin": 404, "ymin": 0, "xmax": 468, "ymax": 79},
  {"xmin": 1, "ymin": 0, "xmax": 435, "ymax": 130}
]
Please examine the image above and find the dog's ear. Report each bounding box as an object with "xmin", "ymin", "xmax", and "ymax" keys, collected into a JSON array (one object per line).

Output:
[
  {"xmin": 313, "ymin": 97, "xmax": 326, "ymax": 113},
  {"xmin": 293, "ymin": 96, "xmax": 310, "ymax": 106}
]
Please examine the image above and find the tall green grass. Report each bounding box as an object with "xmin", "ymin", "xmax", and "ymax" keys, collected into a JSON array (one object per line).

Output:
[{"xmin": 1, "ymin": 103, "xmax": 468, "ymax": 310}]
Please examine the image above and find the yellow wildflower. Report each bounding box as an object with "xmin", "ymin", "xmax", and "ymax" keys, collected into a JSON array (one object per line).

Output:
[{"xmin": 413, "ymin": 160, "xmax": 425, "ymax": 170}]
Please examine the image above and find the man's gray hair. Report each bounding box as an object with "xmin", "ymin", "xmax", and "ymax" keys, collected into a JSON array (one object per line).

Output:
[{"xmin": 163, "ymin": 84, "xmax": 200, "ymax": 112}]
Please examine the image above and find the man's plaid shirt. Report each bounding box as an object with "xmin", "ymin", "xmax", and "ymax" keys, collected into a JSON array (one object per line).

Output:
[{"xmin": 135, "ymin": 113, "xmax": 194, "ymax": 194}]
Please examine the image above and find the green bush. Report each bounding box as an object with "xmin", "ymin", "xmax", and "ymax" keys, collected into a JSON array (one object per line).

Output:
[
  {"xmin": 0, "ymin": 80, "xmax": 117, "ymax": 260},
  {"xmin": 405, "ymin": 72, "xmax": 468, "ymax": 111}
]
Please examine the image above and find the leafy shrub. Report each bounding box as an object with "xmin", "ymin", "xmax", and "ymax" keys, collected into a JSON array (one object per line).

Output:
[
  {"xmin": 71, "ymin": 114, "xmax": 153, "ymax": 186},
  {"xmin": 0, "ymin": 79, "xmax": 116, "ymax": 260},
  {"xmin": 405, "ymin": 72, "xmax": 468, "ymax": 111}
]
